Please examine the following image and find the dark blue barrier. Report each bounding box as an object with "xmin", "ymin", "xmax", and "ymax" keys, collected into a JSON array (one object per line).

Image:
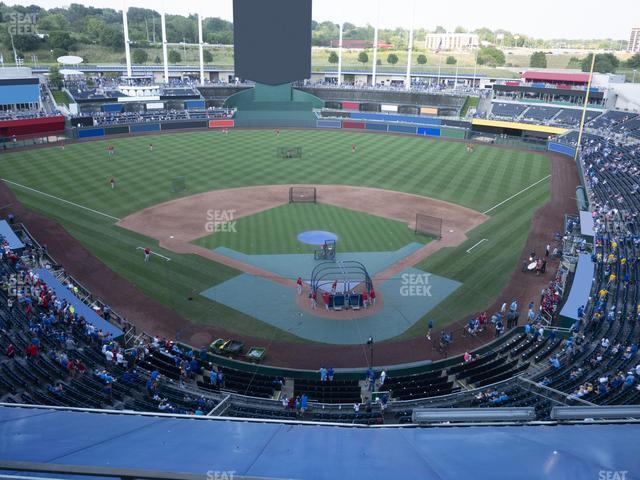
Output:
[
  {"xmin": 417, "ymin": 127, "xmax": 441, "ymax": 136},
  {"xmin": 351, "ymin": 112, "xmax": 441, "ymax": 126},
  {"xmin": 316, "ymin": 119, "xmax": 341, "ymax": 128},
  {"xmin": 131, "ymin": 123, "xmax": 161, "ymax": 133},
  {"xmin": 364, "ymin": 122, "xmax": 388, "ymax": 131},
  {"xmin": 78, "ymin": 127, "xmax": 105, "ymax": 138},
  {"xmin": 548, "ymin": 141, "xmax": 576, "ymax": 158},
  {"xmin": 388, "ymin": 124, "xmax": 417, "ymax": 134},
  {"xmin": 185, "ymin": 100, "xmax": 206, "ymax": 109},
  {"xmin": 102, "ymin": 103, "xmax": 123, "ymax": 113}
]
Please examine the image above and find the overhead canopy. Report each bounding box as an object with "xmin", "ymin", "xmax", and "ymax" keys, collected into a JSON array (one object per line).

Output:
[
  {"xmin": 579, "ymin": 211, "xmax": 595, "ymax": 238},
  {"xmin": 33, "ymin": 268, "xmax": 122, "ymax": 338},
  {"xmin": 559, "ymin": 253, "xmax": 594, "ymax": 325},
  {"xmin": 471, "ymin": 118, "xmax": 568, "ymax": 135},
  {"xmin": 522, "ymin": 71, "xmax": 590, "ymax": 84},
  {"xmin": 0, "ymin": 406, "xmax": 638, "ymax": 480}
]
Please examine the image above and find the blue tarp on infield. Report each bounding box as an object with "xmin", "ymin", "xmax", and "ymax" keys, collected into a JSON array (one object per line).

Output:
[
  {"xmin": 200, "ymin": 266, "xmax": 460, "ymax": 344},
  {"xmin": 33, "ymin": 268, "xmax": 123, "ymax": 338},
  {"xmin": 0, "ymin": 406, "xmax": 638, "ymax": 480}
]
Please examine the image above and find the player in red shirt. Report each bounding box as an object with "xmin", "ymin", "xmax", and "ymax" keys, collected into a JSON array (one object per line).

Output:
[
  {"xmin": 362, "ymin": 290, "xmax": 369, "ymax": 308},
  {"xmin": 107, "ymin": 145, "xmax": 114, "ymax": 156},
  {"xmin": 369, "ymin": 287, "xmax": 376, "ymax": 305},
  {"xmin": 144, "ymin": 247, "xmax": 151, "ymax": 262},
  {"xmin": 322, "ymin": 291, "xmax": 330, "ymax": 310},
  {"xmin": 296, "ymin": 277, "xmax": 303, "ymax": 295},
  {"xmin": 310, "ymin": 291, "xmax": 317, "ymax": 309},
  {"xmin": 331, "ymin": 280, "xmax": 337, "ymax": 294}
]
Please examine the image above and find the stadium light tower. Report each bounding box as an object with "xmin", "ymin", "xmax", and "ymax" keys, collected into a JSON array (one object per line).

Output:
[
  {"xmin": 121, "ymin": 0, "xmax": 132, "ymax": 77},
  {"xmin": 404, "ymin": 0, "xmax": 416, "ymax": 90},
  {"xmin": 371, "ymin": 0, "xmax": 380, "ymax": 86},
  {"xmin": 161, "ymin": 7, "xmax": 169, "ymax": 83},
  {"xmin": 198, "ymin": 13, "xmax": 205, "ymax": 85},
  {"xmin": 337, "ymin": 22, "xmax": 343, "ymax": 86}
]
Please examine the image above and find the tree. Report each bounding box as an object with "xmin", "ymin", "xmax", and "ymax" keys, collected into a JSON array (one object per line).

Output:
[
  {"xmin": 626, "ymin": 53, "xmax": 640, "ymax": 69},
  {"xmin": 434, "ymin": 26, "xmax": 446, "ymax": 33},
  {"xmin": 529, "ymin": 51, "xmax": 547, "ymax": 68},
  {"xmin": 48, "ymin": 65, "xmax": 63, "ymax": 89},
  {"xmin": 581, "ymin": 53, "xmax": 620, "ymax": 73},
  {"xmin": 168, "ymin": 50, "xmax": 182, "ymax": 63},
  {"xmin": 328, "ymin": 51, "xmax": 339, "ymax": 64},
  {"xmin": 387, "ymin": 53, "xmax": 399, "ymax": 64},
  {"xmin": 477, "ymin": 46, "xmax": 505, "ymax": 66},
  {"xmin": 132, "ymin": 48, "xmax": 148, "ymax": 64},
  {"xmin": 454, "ymin": 26, "xmax": 467, "ymax": 33},
  {"xmin": 203, "ymin": 49, "xmax": 213, "ymax": 63},
  {"xmin": 357, "ymin": 51, "xmax": 369, "ymax": 65},
  {"xmin": 417, "ymin": 54, "xmax": 427, "ymax": 65},
  {"xmin": 446, "ymin": 56, "xmax": 457, "ymax": 65}
]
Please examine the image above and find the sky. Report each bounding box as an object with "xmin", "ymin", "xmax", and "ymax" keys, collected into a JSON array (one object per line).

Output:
[{"xmin": 5, "ymin": 0, "xmax": 639, "ymax": 40}]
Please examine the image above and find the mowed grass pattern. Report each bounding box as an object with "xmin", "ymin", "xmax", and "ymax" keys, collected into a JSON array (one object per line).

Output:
[
  {"xmin": 0, "ymin": 130, "xmax": 550, "ymax": 342},
  {"xmin": 194, "ymin": 203, "xmax": 431, "ymax": 254}
]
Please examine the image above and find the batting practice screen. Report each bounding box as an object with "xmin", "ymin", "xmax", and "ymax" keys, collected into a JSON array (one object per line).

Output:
[
  {"xmin": 289, "ymin": 186, "xmax": 316, "ymax": 203},
  {"xmin": 415, "ymin": 213, "xmax": 443, "ymax": 238},
  {"xmin": 233, "ymin": 0, "xmax": 311, "ymax": 85}
]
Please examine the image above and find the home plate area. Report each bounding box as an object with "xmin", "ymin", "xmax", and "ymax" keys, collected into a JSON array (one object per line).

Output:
[{"xmin": 199, "ymin": 245, "xmax": 461, "ymax": 344}]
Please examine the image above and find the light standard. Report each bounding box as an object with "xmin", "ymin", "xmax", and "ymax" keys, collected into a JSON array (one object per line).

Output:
[{"xmin": 634, "ymin": 69, "xmax": 637, "ymax": 83}]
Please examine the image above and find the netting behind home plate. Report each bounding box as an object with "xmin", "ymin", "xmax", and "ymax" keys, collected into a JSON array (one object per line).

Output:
[{"xmin": 415, "ymin": 213, "xmax": 442, "ymax": 238}]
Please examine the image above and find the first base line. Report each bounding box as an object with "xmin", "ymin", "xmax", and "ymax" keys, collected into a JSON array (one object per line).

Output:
[
  {"xmin": 137, "ymin": 247, "xmax": 171, "ymax": 261},
  {"xmin": 466, "ymin": 239, "xmax": 488, "ymax": 253}
]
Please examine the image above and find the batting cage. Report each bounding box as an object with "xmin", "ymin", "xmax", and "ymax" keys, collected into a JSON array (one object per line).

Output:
[
  {"xmin": 171, "ymin": 176, "xmax": 186, "ymax": 193},
  {"xmin": 277, "ymin": 147, "xmax": 303, "ymax": 159},
  {"xmin": 415, "ymin": 212, "xmax": 443, "ymax": 239},
  {"xmin": 289, "ymin": 186, "xmax": 317, "ymax": 203}
]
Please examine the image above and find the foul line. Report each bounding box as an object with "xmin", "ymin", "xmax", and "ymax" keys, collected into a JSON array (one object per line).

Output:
[
  {"xmin": 466, "ymin": 238, "xmax": 488, "ymax": 253},
  {"xmin": 483, "ymin": 174, "xmax": 551, "ymax": 215},
  {"xmin": 137, "ymin": 247, "xmax": 171, "ymax": 261},
  {"xmin": 1, "ymin": 178, "xmax": 121, "ymax": 222}
]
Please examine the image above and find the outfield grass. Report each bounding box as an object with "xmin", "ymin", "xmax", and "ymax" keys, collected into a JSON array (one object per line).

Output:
[
  {"xmin": 0, "ymin": 130, "xmax": 550, "ymax": 341},
  {"xmin": 193, "ymin": 203, "xmax": 431, "ymax": 254}
]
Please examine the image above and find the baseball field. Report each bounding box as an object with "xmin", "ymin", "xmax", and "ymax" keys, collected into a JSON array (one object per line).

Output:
[{"xmin": 0, "ymin": 129, "xmax": 551, "ymax": 347}]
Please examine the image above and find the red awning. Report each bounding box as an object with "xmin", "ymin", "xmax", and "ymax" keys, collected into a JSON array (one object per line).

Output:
[{"xmin": 522, "ymin": 71, "xmax": 590, "ymax": 83}]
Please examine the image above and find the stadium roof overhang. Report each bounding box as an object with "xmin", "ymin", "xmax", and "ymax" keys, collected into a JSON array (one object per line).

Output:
[{"xmin": 471, "ymin": 118, "xmax": 569, "ymax": 135}]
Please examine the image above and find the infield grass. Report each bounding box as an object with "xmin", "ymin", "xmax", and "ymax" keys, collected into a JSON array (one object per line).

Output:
[
  {"xmin": 193, "ymin": 203, "xmax": 432, "ymax": 254},
  {"xmin": 0, "ymin": 129, "xmax": 550, "ymax": 342}
]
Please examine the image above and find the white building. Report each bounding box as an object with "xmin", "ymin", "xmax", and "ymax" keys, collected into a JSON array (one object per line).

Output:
[
  {"xmin": 424, "ymin": 33, "xmax": 479, "ymax": 51},
  {"xmin": 629, "ymin": 27, "xmax": 640, "ymax": 53}
]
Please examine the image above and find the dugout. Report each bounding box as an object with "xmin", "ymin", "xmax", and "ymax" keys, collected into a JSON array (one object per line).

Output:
[{"xmin": 470, "ymin": 119, "xmax": 567, "ymax": 141}]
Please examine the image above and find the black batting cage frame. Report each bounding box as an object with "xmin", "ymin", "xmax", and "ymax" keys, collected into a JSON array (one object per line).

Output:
[
  {"xmin": 289, "ymin": 186, "xmax": 317, "ymax": 203},
  {"xmin": 277, "ymin": 147, "xmax": 303, "ymax": 159},
  {"xmin": 415, "ymin": 212, "xmax": 443, "ymax": 239}
]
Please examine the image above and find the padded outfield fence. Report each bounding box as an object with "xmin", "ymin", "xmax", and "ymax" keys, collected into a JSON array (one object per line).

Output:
[
  {"xmin": 415, "ymin": 213, "xmax": 443, "ymax": 238},
  {"xmin": 289, "ymin": 186, "xmax": 317, "ymax": 203}
]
